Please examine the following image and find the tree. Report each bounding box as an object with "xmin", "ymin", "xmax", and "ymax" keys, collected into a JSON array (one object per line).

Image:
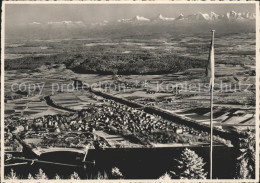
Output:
[
  {"xmin": 70, "ymin": 172, "xmax": 80, "ymax": 180},
  {"xmin": 158, "ymin": 172, "xmax": 172, "ymax": 180},
  {"xmin": 34, "ymin": 169, "xmax": 48, "ymax": 180},
  {"xmin": 171, "ymin": 148, "xmax": 207, "ymax": 179},
  {"xmin": 111, "ymin": 167, "xmax": 123, "ymax": 179},
  {"xmin": 236, "ymin": 129, "xmax": 255, "ymax": 179},
  {"xmin": 96, "ymin": 171, "xmax": 108, "ymax": 179},
  {"xmin": 5, "ymin": 169, "xmax": 18, "ymax": 180},
  {"xmin": 28, "ymin": 173, "xmax": 34, "ymax": 179},
  {"xmin": 55, "ymin": 174, "xmax": 61, "ymax": 179},
  {"xmin": 237, "ymin": 159, "xmax": 250, "ymax": 179}
]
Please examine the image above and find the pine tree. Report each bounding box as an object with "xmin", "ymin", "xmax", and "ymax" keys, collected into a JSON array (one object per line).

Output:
[
  {"xmin": 28, "ymin": 173, "xmax": 34, "ymax": 179},
  {"xmin": 158, "ymin": 172, "xmax": 172, "ymax": 180},
  {"xmin": 96, "ymin": 171, "xmax": 108, "ymax": 179},
  {"xmin": 111, "ymin": 167, "xmax": 123, "ymax": 179},
  {"xmin": 70, "ymin": 172, "xmax": 80, "ymax": 180},
  {"xmin": 237, "ymin": 159, "xmax": 250, "ymax": 179},
  {"xmin": 236, "ymin": 129, "xmax": 255, "ymax": 179},
  {"xmin": 34, "ymin": 169, "xmax": 48, "ymax": 180},
  {"xmin": 171, "ymin": 148, "xmax": 207, "ymax": 179},
  {"xmin": 55, "ymin": 174, "xmax": 61, "ymax": 179},
  {"xmin": 5, "ymin": 169, "xmax": 18, "ymax": 179}
]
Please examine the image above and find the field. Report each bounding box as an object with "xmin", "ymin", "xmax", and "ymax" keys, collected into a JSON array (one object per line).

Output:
[
  {"xmin": 4, "ymin": 31, "xmax": 255, "ymax": 150},
  {"xmin": 50, "ymin": 92, "xmax": 100, "ymax": 111},
  {"xmin": 5, "ymin": 32, "xmax": 255, "ymax": 74}
]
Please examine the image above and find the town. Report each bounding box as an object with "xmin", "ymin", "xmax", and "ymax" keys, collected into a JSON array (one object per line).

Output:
[{"xmin": 3, "ymin": 3, "xmax": 256, "ymax": 180}]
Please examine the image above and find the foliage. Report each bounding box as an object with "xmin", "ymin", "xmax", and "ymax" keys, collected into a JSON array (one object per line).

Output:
[
  {"xmin": 5, "ymin": 52, "xmax": 206, "ymax": 75},
  {"xmin": 5, "ymin": 169, "xmax": 111, "ymax": 180},
  {"xmin": 70, "ymin": 172, "xmax": 80, "ymax": 180},
  {"xmin": 55, "ymin": 174, "xmax": 61, "ymax": 179},
  {"xmin": 171, "ymin": 148, "xmax": 207, "ymax": 179},
  {"xmin": 68, "ymin": 54, "xmax": 206, "ymax": 75},
  {"xmin": 236, "ymin": 129, "xmax": 255, "ymax": 179},
  {"xmin": 34, "ymin": 169, "xmax": 48, "ymax": 180},
  {"xmin": 158, "ymin": 172, "xmax": 172, "ymax": 180},
  {"xmin": 28, "ymin": 173, "xmax": 34, "ymax": 179},
  {"xmin": 111, "ymin": 167, "xmax": 124, "ymax": 179},
  {"xmin": 96, "ymin": 171, "xmax": 108, "ymax": 180},
  {"xmin": 5, "ymin": 169, "xmax": 19, "ymax": 180}
]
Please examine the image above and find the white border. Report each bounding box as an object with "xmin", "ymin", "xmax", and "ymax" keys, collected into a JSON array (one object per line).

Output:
[
  {"xmin": 255, "ymin": 1, "xmax": 260, "ymax": 182},
  {"xmin": 1, "ymin": 1, "xmax": 5, "ymax": 182},
  {"xmin": 1, "ymin": 1, "xmax": 259, "ymax": 183}
]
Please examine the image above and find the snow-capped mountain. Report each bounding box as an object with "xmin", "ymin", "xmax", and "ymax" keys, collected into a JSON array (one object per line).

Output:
[
  {"xmin": 117, "ymin": 18, "xmax": 130, "ymax": 23},
  {"xmin": 184, "ymin": 12, "xmax": 221, "ymax": 21},
  {"xmin": 132, "ymin": 15, "xmax": 150, "ymax": 21},
  {"xmin": 91, "ymin": 20, "xmax": 109, "ymax": 26},
  {"xmin": 225, "ymin": 11, "xmax": 256, "ymax": 20},
  {"xmin": 210, "ymin": 12, "xmax": 219, "ymax": 20},
  {"xmin": 173, "ymin": 10, "xmax": 255, "ymax": 22},
  {"xmin": 29, "ymin": 22, "xmax": 41, "ymax": 25},
  {"xmin": 10, "ymin": 9, "xmax": 255, "ymax": 40},
  {"xmin": 24, "ymin": 10, "xmax": 255, "ymax": 37},
  {"xmin": 226, "ymin": 10, "xmax": 238, "ymax": 20},
  {"xmin": 152, "ymin": 14, "xmax": 175, "ymax": 21},
  {"xmin": 215, "ymin": 11, "xmax": 255, "ymax": 21},
  {"xmin": 118, "ymin": 15, "xmax": 150, "ymax": 23},
  {"xmin": 176, "ymin": 13, "xmax": 185, "ymax": 20},
  {"xmin": 186, "ymin": 12, "xmax": 211, "ymax": 21},
  {"xmin": 27, "ymin": 11, "xmax": 255, "ymax": 29},
  {"xmin": 174, "ymin": 12, "xmax": 218, "ymax": 21},
  {"xmin": 46, "ymin": 21, "xmax": 86, "ymax": 27}
]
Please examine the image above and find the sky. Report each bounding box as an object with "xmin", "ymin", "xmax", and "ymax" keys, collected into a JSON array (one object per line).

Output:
[{"xmin": 5, "ymin": 3, "xmax": 256, "ymax": 26}]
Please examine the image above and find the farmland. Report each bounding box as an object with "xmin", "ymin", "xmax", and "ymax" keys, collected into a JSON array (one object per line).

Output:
[
  {"xmin": 5, "ymin": 30, "xmax": 255, "ymax": 133},
  {"xmin": 3, "ymin": 28, "xmax": 255, "ymax": 171},
  {"xmin": 5, "ymin": 32, "xmax": 255, "ymax": 73}
]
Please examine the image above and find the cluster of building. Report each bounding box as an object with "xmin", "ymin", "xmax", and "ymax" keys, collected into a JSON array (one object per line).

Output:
[
  {"xmin": 5, "ymin": 97, "xmax": 234, "ymax": 151},
  {"xmin": 93, "ymin": 101, "xmax": 210, "ymax": 144},
  {"xmin": 4, "ymin": 109, "xmax": 109, "ymax": 150}
]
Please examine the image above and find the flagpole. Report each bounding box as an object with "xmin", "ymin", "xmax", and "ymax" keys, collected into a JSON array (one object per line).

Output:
[
  {"xmin": 210, "ymin": 76, "xmax": 214, "ymax": 179},
  {"xmin": 210, "ymin": 30, "xmax": 215, "ymax": 179}
]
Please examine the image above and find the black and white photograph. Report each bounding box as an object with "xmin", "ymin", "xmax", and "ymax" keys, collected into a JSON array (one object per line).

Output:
[{"xmin": 1, "ymin": 1, "xmax": 259, "ymax": 181}]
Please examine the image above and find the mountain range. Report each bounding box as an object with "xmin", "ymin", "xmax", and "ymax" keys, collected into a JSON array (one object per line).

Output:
[
  {"xmin": 6, "ymin": 11, "xmax": 256, "ymax": 40},
  {"xmin": 28, "ymin": 10, "xmax": 256, "ymax": 26},
  {"xmin": 116, "ymin": 11, "xmax": 255, "ymax": 23}
]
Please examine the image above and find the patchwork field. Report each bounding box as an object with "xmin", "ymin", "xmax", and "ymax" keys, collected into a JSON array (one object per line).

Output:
[
  {"xmin": 5, "ymin": 31, "xmax": 255, "ymax": 133},
  {"xmin": 50, "ymin": 92, "xmax": 100, "ymax": 111}
]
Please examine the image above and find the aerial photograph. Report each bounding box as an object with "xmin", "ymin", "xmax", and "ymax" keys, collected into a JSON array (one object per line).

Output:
[{"xmin": 3, "ymin": 2, "xmax": 257, "ymax": 180}]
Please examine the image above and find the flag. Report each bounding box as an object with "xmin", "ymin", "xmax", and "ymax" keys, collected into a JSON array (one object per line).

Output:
[
  {"xmin": 207, "ymin": 30, "xmax": 215, "ymax": 179},
  {"xmin": 206, "ymin": 30, "xmax": 215, "ymax": 88}
]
